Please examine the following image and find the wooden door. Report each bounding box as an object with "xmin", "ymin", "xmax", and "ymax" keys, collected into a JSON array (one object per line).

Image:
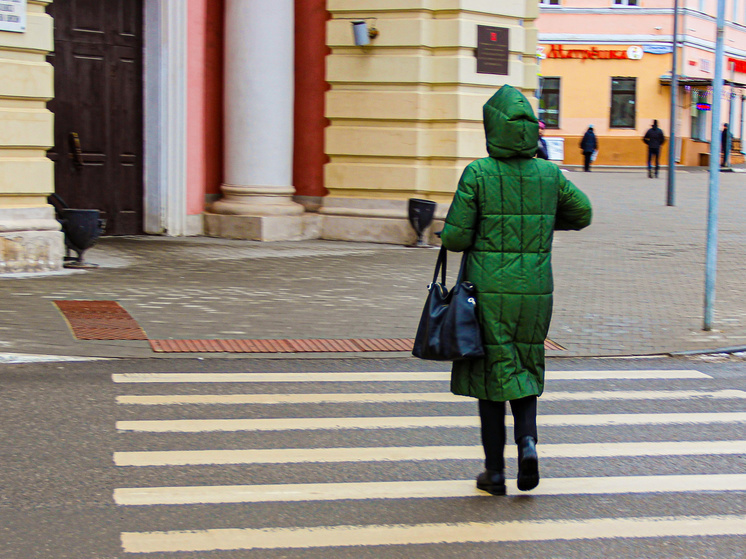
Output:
[{"xmin": 47, "ymin": 0, "xmax": 144, "ymax": 235}]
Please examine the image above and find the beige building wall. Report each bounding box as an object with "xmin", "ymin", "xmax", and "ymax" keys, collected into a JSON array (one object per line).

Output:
[
  {"xmin": 0, "ymin": 0, "xmax": 61, "ymax": 273},
  {"xmin": 322, "ymin": 0, "xmax": 540, "ymax": 244}
]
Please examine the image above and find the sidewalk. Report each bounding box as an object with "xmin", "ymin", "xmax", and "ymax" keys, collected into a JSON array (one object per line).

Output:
[{"xmin": 1, "ymin": 168, "xmax": 745, "ymax": 361}]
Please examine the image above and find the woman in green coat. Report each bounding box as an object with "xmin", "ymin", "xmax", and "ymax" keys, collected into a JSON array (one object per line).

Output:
[{"xmin": 440, "ymin": 85, "xmax": 592, "ymax": 495}]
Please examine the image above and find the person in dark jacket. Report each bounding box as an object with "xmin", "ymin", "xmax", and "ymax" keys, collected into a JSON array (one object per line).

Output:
[
  {"xmin": 440, "ymin": 85, "xmax": 592, "ymax": 495},
  {"xmin": 536, "ymin": 120, "xmax": 549, "ymax": 160},
  {"xmin": 721, "ymin": 123, "xmax": 731, "ymax": 167},
  {"xmin": 643, "ymin": 120, "xmax": 666, "ymax": 178},
  {"xmin": 580, "ymin": 125, "xmax": 597, "ymax": 171}
]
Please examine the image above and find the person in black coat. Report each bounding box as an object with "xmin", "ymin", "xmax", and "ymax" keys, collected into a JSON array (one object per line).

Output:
[
  {"xmin": 643, "ymin": 120, "xmax": 666, "ymax": 178},
  {"xmin": 536, "ymin": 120, "xmax": 549, "ymax": 160},
  {"xmin": 721, "ymin": 123, "xmax": 731, "ymax": 167},
  {"xmin": 580, "ymin": 125, "xmax": 597, "ymax": 172}
]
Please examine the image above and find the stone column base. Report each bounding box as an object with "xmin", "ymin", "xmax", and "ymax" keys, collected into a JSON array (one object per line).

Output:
[
  {"xmin": 203, "ymin": 212, "xmax": 322, "ymax": 241},
  {"xmin": 0, "ymin": 207, "xmax": 64, "ymax": 274},
  {"xmin": 0, "ymin": 231, "xmax": 65, "ymax": 274},
  {"xmin": 319, "ymin": 198, "xmax": 445, "ymax": 245}
]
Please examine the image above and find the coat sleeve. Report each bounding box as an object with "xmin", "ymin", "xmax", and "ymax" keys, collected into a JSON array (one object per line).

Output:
[
  {"xmin": 555, "ymin": 170, "xmax": 592, "ymax": 231},
  {"xmin": 440, "ymin": 164, "xmax": 479, "ymax": 252}
]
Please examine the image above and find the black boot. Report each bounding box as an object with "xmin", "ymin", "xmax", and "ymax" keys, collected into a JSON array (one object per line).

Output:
[
  {"xmin": 517, "ymin": 436, "xmax": 540, "ymax": 491},
  {"xmin": 476, "ymin": 470, "xmax": 507, "ymax": 496}
]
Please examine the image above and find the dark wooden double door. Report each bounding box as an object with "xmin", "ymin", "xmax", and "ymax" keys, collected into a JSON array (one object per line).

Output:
[{"xmin": 47, "ymin": 0, "xmax": 144, "ymax": 235}]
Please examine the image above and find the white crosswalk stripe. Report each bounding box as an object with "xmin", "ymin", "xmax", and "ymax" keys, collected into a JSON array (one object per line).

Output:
[
  {"xmin": 121, "ymin": 514, "xmax": 746, "ymax": 554},
  {"xmin": 114, "ymin": 440, "xmax": 746, "ymax": 466},
  {"xmin": 113, "ymin": 367, "xmax": 746, "ymax": 555}
]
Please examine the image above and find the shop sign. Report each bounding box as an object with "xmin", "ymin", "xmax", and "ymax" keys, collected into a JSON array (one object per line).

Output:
[
  {"xmin": 727, "ymin": 58, "xmax": 746, "ymax": 73},
  {"xmin": 696, "ymin": 103, "xmax": 712, "ymax": 111},
  {"xmin": 0, "ymin": 0, "xmax": 26, "ymax": 33},
  {"xmin": 643, "ymin": 44, "xmax": 674, "ymax": 55},
  {"xmin": 546, "ymin": 44, "xmax": 643, "ymax": 60}
]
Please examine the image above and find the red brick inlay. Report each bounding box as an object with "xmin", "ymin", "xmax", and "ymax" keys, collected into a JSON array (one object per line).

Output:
[
  {"xmin": 148, "ymin": 338, "xmax": 566, "ymax": 353},
  {"xmin": 54, "ymin": 300, "xmax": 147, "ymax": 340}
]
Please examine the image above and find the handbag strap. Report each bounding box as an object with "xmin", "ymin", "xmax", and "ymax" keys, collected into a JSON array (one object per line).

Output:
[
  {"xmin": 432, "ymin": 246, "xmax": 447, "ymax": 285},
  {"xmin": 456, "ymin": 249, "xmax": 469, "ymax": 284}
]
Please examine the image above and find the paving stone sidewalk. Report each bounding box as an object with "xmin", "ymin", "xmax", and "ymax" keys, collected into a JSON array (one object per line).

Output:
[{"xmin": 1, "ymin": 169, "xmax": 745, "ymax": 360}]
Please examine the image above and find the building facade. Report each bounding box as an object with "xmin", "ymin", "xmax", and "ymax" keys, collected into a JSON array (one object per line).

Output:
[
  {"xmin": 1, "ymin": 0, "xmax": 540, "ymax": 274},
  {"xmin": 537, "ymin": 0, "xmax": 746, "ymax": 167}
]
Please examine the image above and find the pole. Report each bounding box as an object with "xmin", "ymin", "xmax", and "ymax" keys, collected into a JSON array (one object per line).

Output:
[
  {"xmin": 739, "ymin": 95, "xmax": 746, "ymax": 155},
  {"xmin": 666, "ymin": 0, "xmax": 679, "ymax": 206},
  {"xmin": 703, "ymin": 0, "xmax": 726, "ymax": 331},
  {"xmin": 741, "ymin": 94, "xmax": 746, "ymax": 155}
]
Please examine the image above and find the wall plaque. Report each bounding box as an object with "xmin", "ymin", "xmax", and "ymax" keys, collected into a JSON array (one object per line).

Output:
[
  {"xmin": 0, "ymin": 0, "xmax": 26, "ymax": 33},
  {"xmin": 476, "ymin": 25, "xmax": 509, "ymax": 75}
]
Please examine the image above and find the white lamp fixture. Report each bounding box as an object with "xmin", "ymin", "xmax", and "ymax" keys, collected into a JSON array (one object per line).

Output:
[{"xmin": 351, "ymin": 20, "xmax": 378, "ymax": 46}]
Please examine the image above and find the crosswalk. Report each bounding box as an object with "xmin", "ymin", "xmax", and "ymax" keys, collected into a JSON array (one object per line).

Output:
[{"xmin": 112, "ymin": 367, "xmax": 746, "ymax": 556}]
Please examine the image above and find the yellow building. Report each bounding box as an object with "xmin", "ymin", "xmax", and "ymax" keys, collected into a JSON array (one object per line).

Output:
[
  {"xmin": 321, "ymin": 0, "xmax": 541, "ymax": 243},
  {"xmin": 537, "ymin": 0, "xmax": 746, "ymax": 168},
  {"xmin": 0, "ymin": 0, "xmax": 61, "ymax": 273}
]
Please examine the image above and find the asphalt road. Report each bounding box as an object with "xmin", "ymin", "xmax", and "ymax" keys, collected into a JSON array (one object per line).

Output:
[{"xmin": 1, "ymin": 355, "xmax": 745, "ymax": 558}]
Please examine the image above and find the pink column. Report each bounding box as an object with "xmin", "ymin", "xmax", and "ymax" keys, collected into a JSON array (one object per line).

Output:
[{"xmin": 293, "ymin": 0, "xmax": 329, "ymax": 208}]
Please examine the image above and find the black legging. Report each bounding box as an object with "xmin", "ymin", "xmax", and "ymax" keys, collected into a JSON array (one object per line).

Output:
[
  {"xmin": 479, "ymin": 396, "xmax": 538, "ymax": 472},
  {"xmin": 583, "ymin": 152, "xmax": 592, "ymax": 172},
  {"xmin": 647, "ymin": 148, "xmax": 660, "ymax": 174}
]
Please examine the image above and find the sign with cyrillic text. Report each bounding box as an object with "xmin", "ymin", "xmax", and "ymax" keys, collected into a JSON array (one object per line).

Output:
[
  {"xmin": 477, "ymin": 25, "xmax": 509, "ymax": 75},
  {"xmin": 0, "ymin": 0, "xmax": 26, "ymax": 33}
]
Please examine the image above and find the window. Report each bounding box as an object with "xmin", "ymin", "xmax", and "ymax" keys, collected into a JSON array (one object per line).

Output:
[
  {"xmin": 610, "ymin": 77, "xmax": 636, "ymax": 128},
  {"xmin": 538, "ymin": 77, "xmax": 560, "ymax": 128},
  {"xmin": 540, "ymin": 0, "xmax": 560, "ymax": 5},
  {"xmin": 691, "ymin": 90, "xmax": 709, "ymax": 141},
  {"xmin": 614, "ymin": 0, "xmax": 638, "ymax": 5}
]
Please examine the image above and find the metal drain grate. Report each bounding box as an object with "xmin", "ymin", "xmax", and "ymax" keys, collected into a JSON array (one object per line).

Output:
[
  {"xmin": 149, "ymin": 338, "xmax": 566, "ymax": 353},
  {"xmin": 54, "ymin": 300, "xmax": 148, "ymax": 340}
]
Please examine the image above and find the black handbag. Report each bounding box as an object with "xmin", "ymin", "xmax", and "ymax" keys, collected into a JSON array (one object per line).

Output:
[{"xmin": 412, "ymin": 246, "xmax": 485, "ymax": 361}]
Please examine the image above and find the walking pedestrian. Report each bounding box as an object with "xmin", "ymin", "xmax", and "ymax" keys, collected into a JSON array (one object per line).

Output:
[
  {"xmin": 439, "ymin": 85, "xmax": 593, "ymax": 495},
  {"xmin": 580, "ymin": 125, "xmax": 597, "ymax": 172},
  {"xmin": 642, "ymin": 119, "xmax": 666, "ymax": 178},
  {"xmin": 536, "ymin": 120, "xmax": 549, "ymax": 160},
  {"xmin": 721, "ymin": 123, "xmax": 731, "ymax": 167}
]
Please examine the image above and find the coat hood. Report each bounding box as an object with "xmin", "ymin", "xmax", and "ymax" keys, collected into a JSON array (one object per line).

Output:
[{"xmin": 483, "ymin": 85, "xmax": 539, "ymax": 159}]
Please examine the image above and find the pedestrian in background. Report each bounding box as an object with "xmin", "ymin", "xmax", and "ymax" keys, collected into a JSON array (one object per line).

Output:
[
  {"xmin": 536, "ymin": 120, "xmax": 549, "ymax": 160},
  {"xmin": 643, "ymin": 119, "xmax": 666, "ymax": 178},
  {"xmin": 721, "ymin": 123, "xmax": 731, "ymax": 167},
  {"xmin": 580, "ymin": 125, "xmax": 597, "ymax": 172},
  {"xmin": 440, "ymin": 85, "xmax": 593, "ymax": 496}
]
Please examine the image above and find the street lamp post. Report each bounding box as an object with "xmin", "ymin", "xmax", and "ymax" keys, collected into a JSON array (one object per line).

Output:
[
  {"xmin": 703, "ymin": 0, "xmax": 726, "ymax": 331},
  {"xmin": 666, "ymin": 0, "xmax": 679, "ymax": 206}
]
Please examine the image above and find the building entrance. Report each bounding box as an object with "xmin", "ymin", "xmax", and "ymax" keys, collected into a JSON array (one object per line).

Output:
[{"xmin": 46, "ymin": 0, "xmax": 144, "ymax": 235}]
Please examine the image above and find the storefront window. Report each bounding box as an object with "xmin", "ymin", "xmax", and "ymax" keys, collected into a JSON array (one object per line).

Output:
[
  {"xmin": 538, "ymin": 77, "xmax": 560, "ymax": 128},
  {"xmin": 610, "ymin": 77, "xmax": 636, "ymax": 128},
  {"xmin": 691, "ymin": 90, "xmax": 709, "ymax": 141}
]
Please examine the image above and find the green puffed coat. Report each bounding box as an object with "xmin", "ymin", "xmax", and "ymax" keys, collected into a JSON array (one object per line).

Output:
[{"xmin": 440, "ymin": 85, "xmax": 592, "ymax": 402}]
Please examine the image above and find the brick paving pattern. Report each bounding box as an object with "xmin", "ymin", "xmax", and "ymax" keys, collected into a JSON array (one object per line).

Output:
[{"xmin": 1, "ymin": 168, "xmax": 745, "ymax": 359}]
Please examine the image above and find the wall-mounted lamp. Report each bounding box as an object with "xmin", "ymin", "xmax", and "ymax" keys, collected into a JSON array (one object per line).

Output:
[{"xmin": 352, "ymin": 20, "xmax": 378, "ymax": 46}]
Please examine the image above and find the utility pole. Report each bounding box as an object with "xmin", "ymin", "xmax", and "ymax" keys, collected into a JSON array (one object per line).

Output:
[
  {"xmin": 703, "ymin": 0, "xmax": 726, "ymax": 331},
  {"xmin": 666, "ymin": 0, "xmax": 679, "ymax": 206}
]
